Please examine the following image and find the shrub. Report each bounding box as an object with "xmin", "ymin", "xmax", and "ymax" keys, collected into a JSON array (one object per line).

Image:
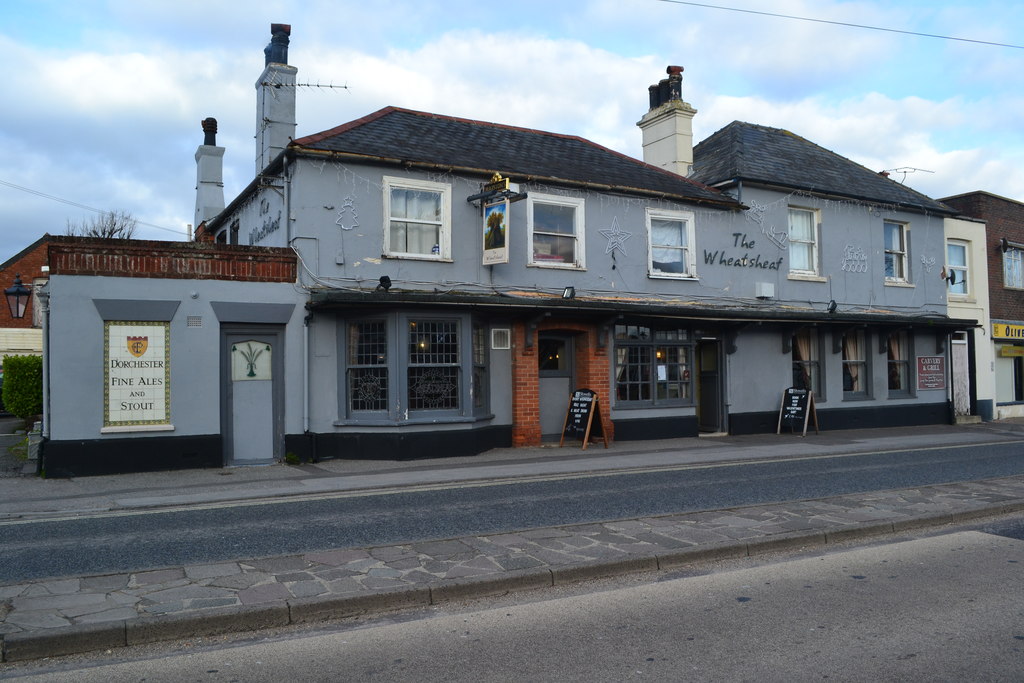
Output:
[{"xmin": 3, "ymin": 355, "xmax": 43, "ymax": 420}]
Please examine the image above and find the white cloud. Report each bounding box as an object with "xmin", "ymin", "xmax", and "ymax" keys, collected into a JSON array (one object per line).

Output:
[{"xmin": 1, "ymin": 0, "xmax": 1023, "ymax": 263}]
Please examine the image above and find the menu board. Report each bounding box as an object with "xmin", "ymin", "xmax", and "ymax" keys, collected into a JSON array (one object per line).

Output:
[
  {"xmin": 560, "ymin": 389, "xmax": 608, "ymax": 450},
  {"xmin": 777, "ymin": 387, "xmax": 818, "ymax": 437}
]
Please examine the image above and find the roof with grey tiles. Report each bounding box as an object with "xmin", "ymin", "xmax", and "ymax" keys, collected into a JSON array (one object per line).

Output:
[
  {"xmin": 690, "ymin": 121, "xmax": 953, "ymax": 215},
  {"xmin": 290, "ymin": 106, "xmax": 738, "ymax": 208}
]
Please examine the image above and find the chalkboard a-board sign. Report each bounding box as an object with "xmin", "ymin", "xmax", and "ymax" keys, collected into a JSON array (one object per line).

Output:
[
  {"xmin": 776, "ymin": 387, "xmax": 819, "ymax": 436},
  {"xmin": 559, "ymin": 389, "xmax": 609, "ymax": 450}
]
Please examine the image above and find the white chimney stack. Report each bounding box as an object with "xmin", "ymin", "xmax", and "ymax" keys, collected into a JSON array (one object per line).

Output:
[
  {"xmin": 637, "ymin": 66, "xmax": 697, "ymax": 177},
  {"xmin": 256, "ymin": 23, "xmax": 297, "ymax": 174},
  {"xmin": 194, "ymin": 117, "xmax": 225, "ymax": 229}
]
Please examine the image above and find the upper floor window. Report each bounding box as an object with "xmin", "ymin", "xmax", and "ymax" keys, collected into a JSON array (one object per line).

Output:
[
  {"xmin": 788, "ymin": 207, "xmax": 819, "ymax": 275},
  {"xmin": 527, "ymin": 193, "xmax": 585, "ymax": 268},
  {"xmin": 1004, "ymin": 246, "xmax": 1024, "ymax": 289},
  {"xmin": 647, "ymin": 209, "xmax": 696, "ymax": 278},
  {"xmin": 383, "ymin": 176, "xmax": 451, "ymax": 260},
  {"xmin": 946, "ymin": 240, "xmax": 969, "ymax": 296},
  {"xmin": 884, "ymin": 221, "xmax": 909, "ymax": 282}
]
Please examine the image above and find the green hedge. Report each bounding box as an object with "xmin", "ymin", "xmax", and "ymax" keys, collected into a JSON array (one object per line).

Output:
[{"xmin": 3, "ymin": 355, "xmax": 43, "ymax": 419}]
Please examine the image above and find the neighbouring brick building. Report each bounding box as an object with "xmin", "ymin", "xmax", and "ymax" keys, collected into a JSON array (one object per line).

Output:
[
  {"xmin": 0, "ymin": 234, "xmax": 52, "ymax": 356},
  {"xmin": 941, "ymin": 191, "xmax": 1024, "ymax": 418}
]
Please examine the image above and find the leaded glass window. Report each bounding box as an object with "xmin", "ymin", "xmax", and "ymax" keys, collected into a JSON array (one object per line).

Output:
[
  {"xmin": 348, "ymin": 320, "xmax": 388, "ymax": 412},
  {"xmin": 408, "ymin": 320, "xmax": 460, "ymax": 410}
]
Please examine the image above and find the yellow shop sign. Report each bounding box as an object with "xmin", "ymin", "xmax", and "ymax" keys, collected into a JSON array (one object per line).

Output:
[{"xmin": 992, "ymin": 323, "xmax": 1024, "ymax": 339}]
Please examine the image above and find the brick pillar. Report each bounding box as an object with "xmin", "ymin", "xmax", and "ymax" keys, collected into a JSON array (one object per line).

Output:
[
  {"xmin": 511, "ymin": 321, "xmax": 541, "ymax": 446},
  {"xmin": 511, "ymin": 320, "xmax": 615, "ymax": 447}
]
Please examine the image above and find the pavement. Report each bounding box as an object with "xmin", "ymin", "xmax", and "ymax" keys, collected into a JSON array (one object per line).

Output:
[{"xmin": 3, "ymin": 419, "xmax": 1024, "ymax": 662}]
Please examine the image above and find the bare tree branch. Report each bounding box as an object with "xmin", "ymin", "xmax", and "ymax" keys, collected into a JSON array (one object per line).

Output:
[{"xmin": 65, "ymin": 210, "xmax": 138, "ymax": 239}]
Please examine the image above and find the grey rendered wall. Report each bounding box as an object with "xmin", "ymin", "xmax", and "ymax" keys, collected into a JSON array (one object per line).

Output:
[
  {"xmin": 271, "ymin": 160, "xmax": 949, "ymax": 314},
  {"xmin": 46, "ymin": 274, "xmax": 305, "ymax": 441}
]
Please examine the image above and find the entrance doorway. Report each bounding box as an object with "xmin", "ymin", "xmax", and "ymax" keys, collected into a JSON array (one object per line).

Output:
[
  {"xmin": 222, "ymin": 327, "xmax": 284, "ymax": 464},
  {"xmin": 538, "ymin": 333, "xmax": 575, "ymax": 440},
  {"xmin": 697, "ymin": 339, "xmax": 725, "ymax": 433}
]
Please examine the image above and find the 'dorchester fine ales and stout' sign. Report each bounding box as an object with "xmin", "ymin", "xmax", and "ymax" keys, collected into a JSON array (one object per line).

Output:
[{"xmin": 103, "ymin": 321, "xmax": 171, "ymax": 432}]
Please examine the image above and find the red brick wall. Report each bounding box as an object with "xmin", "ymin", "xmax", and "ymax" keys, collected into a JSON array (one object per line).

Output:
[
  {"xmin": 510, "ymin": 319, "xmax": 614, "ymax": 446},
  {"xmin": 0, "ymin": 238, "xmax": 50, "ymax": 329},
  {"xmin": 943, "ymin": 193, "xmax": 1024, "ymax": 322},
  {"xmin": 47, "ymin": 237, "xmax": 296, "ymax": 283}
]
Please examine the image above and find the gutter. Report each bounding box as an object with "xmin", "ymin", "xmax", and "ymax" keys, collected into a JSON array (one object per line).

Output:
[{"xmin": 305, "ymin": 289, "xmax": 977, "ymax": 330}]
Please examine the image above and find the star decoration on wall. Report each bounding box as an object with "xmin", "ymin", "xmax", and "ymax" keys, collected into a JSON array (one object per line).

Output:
[{"xmin": 599, "ymin": 217, "xmax": 633, "ymax": 256}]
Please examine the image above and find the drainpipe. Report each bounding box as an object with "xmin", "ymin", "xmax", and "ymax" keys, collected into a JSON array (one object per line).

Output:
[
  {"xmin": 283, "ymin": 155, "xmax": 292, "ymax": 245},
  {"xmin": 303, "ymin": 311, "xmax": 310, "ymax": 435},
  {"xmin": 38, "ymin": 282, "xmax": 50, "ymax": 444}
]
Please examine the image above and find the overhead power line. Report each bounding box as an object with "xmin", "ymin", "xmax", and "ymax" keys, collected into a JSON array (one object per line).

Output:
[
  {"xmin": 655, "ymin": 0, "xmax": 1024, "ymax": 49},
  {"xmin": 0, "ymin": 179, "xmax": 186, "ymax": 236}
]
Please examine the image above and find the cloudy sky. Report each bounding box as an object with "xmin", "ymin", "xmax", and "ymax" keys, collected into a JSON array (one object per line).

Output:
[{"xmin": 1, "ymin": 0, "xmax": 1022, "ymax": 260}]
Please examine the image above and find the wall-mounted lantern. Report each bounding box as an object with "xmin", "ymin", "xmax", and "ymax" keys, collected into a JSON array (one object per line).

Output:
[{"xmin": 5, "ymin": 274, "xmax": 31, "ymax": 319}]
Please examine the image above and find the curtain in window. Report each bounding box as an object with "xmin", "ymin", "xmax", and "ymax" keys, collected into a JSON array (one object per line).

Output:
[
  {"xmin": 843, "ymin": 333, "xmax": 861, "ymax": 392},
  {"xmin": 888, "ymin": 333, "xmax": 905, "ymax": 391},
  {"xmin": 793, "ymin": 331, "xmax": 812, "ymax": 389}
]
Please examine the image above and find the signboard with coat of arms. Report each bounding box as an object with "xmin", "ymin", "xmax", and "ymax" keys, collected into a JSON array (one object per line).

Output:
[{"xmin": 103, "ymin": 321, "xmax": 171, "ymax": 431}]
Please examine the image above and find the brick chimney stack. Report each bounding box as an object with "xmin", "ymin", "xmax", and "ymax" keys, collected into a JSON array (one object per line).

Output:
[
  {"xmin": 636, "ymin": 66, "xmax": 697, "ymax": 177},
  {"xmin": 194, "ymin": 117, "xmax": 225, "ymax": 229},
  {"xmin": 255, "ymin": 23, "xmax": 297, "ymax": 174}
]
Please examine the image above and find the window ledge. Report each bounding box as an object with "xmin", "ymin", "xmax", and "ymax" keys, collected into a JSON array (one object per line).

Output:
[
  {"xmin": 527, "ymin": 262, "xmax": 585, "ymax": 270},
  {"xmin": 884, "ymin": 280, "xmax": 915, "ymax": 288},
  {"xmin": 382, "ymin": 254, "xmax": 453, "ymax": 263},
  {"xmin": 333, "ymin": 414, "xmax": 493, "ymax": 428},
  {"xmin": 612, "ymin": 402, "xmax": 694, "ymax": 410},
  {"xmin": 841, "ymin": 394, "xmax": 873, "ymax": 402},
  {"xmin": 947, "ymin": 295, "xmax": 976, "ymax": 304},
  {"xmin": 648, "ymin": 273, "xmax": 698, "ymax": 281},
  {"xmin": 788, "ymin": 273, "xmax": 827, "ymax": 283}
]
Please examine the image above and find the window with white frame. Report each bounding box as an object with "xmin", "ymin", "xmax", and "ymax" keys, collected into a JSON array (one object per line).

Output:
[
  {"xmin": 383, "ymin": 176, "xmax": 451, "ymax": 259},
  {"xmin": 1004, "ymin": 246, "xmax": 1024, "ymax": 289},
  {"xmin": 884, "ymin": 221, "xmax": 909, "ymax": 282},
  {"xmin": 527, "ymin": 193, "xmax": 585, "ymax": 268},
  {"xmin": 946, "ymin": 240, "xmax": 969, "ymax": 296},
  {"xmin": 647, "ymin": 209, "xmax": 696, "ymax": 277},
  {"xmin": 788, "ymin": 207, "xmax": 819, "ymax": 275}
]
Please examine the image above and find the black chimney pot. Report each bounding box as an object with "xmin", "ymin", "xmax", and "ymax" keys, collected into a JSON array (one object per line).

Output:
[
  {"xmin": 201, "ymin": 117, "xmax": 218, "ymax": 146},
  {"xmin": 264, "ymin": 23, "xmax": 292, "ymax": 66}
]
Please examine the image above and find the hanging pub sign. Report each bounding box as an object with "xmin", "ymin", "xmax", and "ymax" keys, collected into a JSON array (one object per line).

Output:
[
  {"xmin": 776, "ymin": 387, "xmax": 818, "ymax": 437},
  {"xmin": 560, "ymin": 388, "xmax": 609, "ymax": 450},
  {"xmin": 483, "ymin": 197, "xmax": 509, "ymax": 265}
]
